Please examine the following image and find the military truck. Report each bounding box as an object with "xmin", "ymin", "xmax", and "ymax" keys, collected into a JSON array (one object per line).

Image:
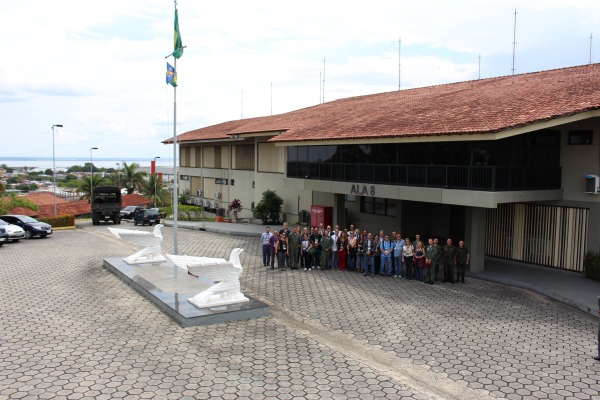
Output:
[{"xmin": 91, "ymin": 186, "xmax": 122, "ymax": 225}]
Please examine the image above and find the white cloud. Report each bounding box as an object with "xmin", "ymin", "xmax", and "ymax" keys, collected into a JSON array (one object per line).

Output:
[{"xmin": 2, "ymin": 0, "xmax": 600, "ymax": 159}]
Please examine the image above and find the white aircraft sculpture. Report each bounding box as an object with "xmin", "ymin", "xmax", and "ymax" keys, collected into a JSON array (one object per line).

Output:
[
  {"xmin": 108, "ymin": 224, "xmax": 166, "ymax": 265},
  {"xmin": 166, "ymin": 248, "xmax": 249, "ymax": 309}
]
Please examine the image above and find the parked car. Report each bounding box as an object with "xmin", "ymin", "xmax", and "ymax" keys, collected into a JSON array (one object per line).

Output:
[
  {"xmin": 120, "ymin": 206, "xmax": 139, "ymax": 220},
  {"xmin": 0, "ymin": 218, "xmax": 26, "ymax": 242},
  {"xmin": 133, "ymin": 208, "xmax": 161, "ymax": 226},
  {"xmin": 0, "ymin": 227, "xmax": 8, "ymax": 246},
  {"xmin": 0, "ymin": 215, "xmax": 52, "ymax": 239}
]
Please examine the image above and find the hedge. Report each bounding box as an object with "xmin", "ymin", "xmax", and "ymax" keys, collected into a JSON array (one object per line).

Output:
[{"xmin": 38, "ymin": 215, "xmax": 75, "ymax": 228}]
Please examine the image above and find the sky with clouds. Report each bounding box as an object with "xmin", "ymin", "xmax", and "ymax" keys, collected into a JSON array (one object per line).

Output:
[{"xmin": 2, "ymin": 0, "xmax": 600, "ymax": 161}]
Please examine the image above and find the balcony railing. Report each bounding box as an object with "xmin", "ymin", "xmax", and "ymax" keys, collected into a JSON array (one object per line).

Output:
[{"xmin": 287, "ymin": 162, "xmax": 562, "ymax": 192}]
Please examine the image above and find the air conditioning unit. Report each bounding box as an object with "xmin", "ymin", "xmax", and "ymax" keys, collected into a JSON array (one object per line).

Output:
[
  {"xmin": 211, "ymin": 201, "xmax": 218, "ymax": 209},
  {"xmin": 197, "ymin": 190, "xmax": 203, "ymax": 197},
  {"xmin": 215, "ymin": 191, "xmax": 222, "ymax": 199},
  {"xmin": 585, "ymin": 175, "xmax": 600, "ymax": 194}
]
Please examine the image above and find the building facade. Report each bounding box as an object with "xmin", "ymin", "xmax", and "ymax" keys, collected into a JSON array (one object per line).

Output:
[{"xmin": 166, "ymin": 64, "xmax": 600, "ymax": 273}]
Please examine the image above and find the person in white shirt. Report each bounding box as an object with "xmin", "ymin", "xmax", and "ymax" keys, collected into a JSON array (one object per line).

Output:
[{"xmin": 261, "ymin": 227, "xmax": 272, "ymax": 266}]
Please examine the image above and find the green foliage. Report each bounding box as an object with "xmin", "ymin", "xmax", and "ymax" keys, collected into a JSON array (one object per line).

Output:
[
  {"xmin": 77, "ymin": 175, "xmax": 110, "ymax": 199},
  {"xmin": 584, "ymin": 252, "xmax": 600, "ymax": 282},
  {"xmin": 161, "ymin": 205, "xmax": 209, "ymax": 221},
  {"xmin": 38, "ymin": 215, "xmax": 75, "ymax": 228},
  {"xmin": 15, "ymin": 183, "xmax": 38, "ymax": 191},
  {"xmin": 253, "ymin": 190, "xmax": 283, "ymax": 224},
  {"xmin": 0, "ymin": 194, "xmax": 40, "ymax": 215},
  {"xmin": 45, "ymin": 168, "xmax": 53, "ymax": 175},
  {"xmin": 121, "ymin": 162, "xmax": 147, "ymax": 194},
  {"xmin": 142, "ymin": 174, "xmax": 166, "ymax": 207}
]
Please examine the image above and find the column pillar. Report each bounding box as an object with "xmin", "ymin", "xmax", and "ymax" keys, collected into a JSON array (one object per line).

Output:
[
  {"xmin": 334, "ymin": 193, "xmax": 346, "ymax": 229},
  {"xmin": 465, "ymin": 206, "xmax": 486, "ymax": 272}
]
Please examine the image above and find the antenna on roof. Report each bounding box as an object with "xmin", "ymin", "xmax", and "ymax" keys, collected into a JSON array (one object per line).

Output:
[
  {"xmin": 323, "ymin": 58, "xmax": 326, "ymax": 103},
  {"xmin": 511, "ymin": 8, "xmax": 517, "ymax": 77},
  {"xmin": 589, "ymin": 33, "xmax": 593, "ymax": 64},
  {"xmin": 478, "ymin": 53, "xmax": 481, "ymax": 80},
  {"xmin": 319, "ymin": 71, "xmax": 322, "ymax": 104},
  {"xmin": 398, "ymin": 37, "xmax": 401, "ymax": 90},
  {"xmin": 240, "ymin": 89, "xmax": 244, "ymax": 119}
]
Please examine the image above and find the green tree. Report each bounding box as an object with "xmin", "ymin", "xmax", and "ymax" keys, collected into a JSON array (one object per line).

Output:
[
  {"xmin": 0, "ymin": 194, "xmax": 39, "ymax": 215},
  {"xmin": 121, "ymin": 162, "xmax": 147, "ymax": 194},
  {"xmin": 77, "ymin": 175, "xmax": 110, "ymax": 200},
  {"xmin": 142, "ymin": 174, "xmax": 165, "ymax": 207},
  {"xmin": 45, "ymin": 168, "xmax": 53, "ymax": 175},
  {"xmin": 253, "ymin": 190, "xmax": 283, "ymax": 224}
]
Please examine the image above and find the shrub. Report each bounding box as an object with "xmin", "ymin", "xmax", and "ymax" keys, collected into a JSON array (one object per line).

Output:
[
  {"xmin": 253, "ymin": 190, "xmax": 283, "ymax": 224},
  {"xmin": 38, "ymin": 214, "xmax": 75, "ymax": 228},
  {"xmin": 584, "ymin": 251, "xmax": 600, "ymax": 282}
]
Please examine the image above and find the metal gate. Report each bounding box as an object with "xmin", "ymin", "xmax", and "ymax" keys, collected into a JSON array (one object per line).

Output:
[{"xmin": 485, "ymin": 203, "xmax": 588, "ymax": 271}]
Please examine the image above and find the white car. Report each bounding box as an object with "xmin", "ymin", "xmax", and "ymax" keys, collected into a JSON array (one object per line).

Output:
[{"xmin": 0, "ymin": 219, "xmax": 26, "ymax": 242}]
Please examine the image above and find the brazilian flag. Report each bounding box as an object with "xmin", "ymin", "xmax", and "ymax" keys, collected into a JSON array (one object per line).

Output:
[{"xmin": 173, "ymin": 9, "xmax": 183, "ymax": 59}]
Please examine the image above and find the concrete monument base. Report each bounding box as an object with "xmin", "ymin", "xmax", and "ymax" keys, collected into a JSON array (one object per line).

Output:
[{"xmin": 103, "ymin": 257, "xmax": 269, "ymax": 327}]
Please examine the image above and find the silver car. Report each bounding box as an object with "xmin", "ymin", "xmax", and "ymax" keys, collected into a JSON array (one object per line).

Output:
[{"xmin": 0, "ymin": 219, "xmax": 26, "ymax": 242}]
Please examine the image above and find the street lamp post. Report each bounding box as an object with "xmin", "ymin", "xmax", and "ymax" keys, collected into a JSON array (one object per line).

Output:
[
  {"xmin": 116, "ymin": 162, "xmax": 120, "ymax": 189},
  {"xmin": 153, "ymin": 157, "xmax": 160, "ymax": 207},
  {"xmin": 51, "ymin": 124, "xmax": 63, "ymax": 217},
  {"xmin": 90, "ymin": 147, "xmax": 98, "ymax": 210}
]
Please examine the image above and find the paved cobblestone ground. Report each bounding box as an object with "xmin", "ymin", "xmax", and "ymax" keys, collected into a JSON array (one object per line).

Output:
[{"xmin": 1, "ymin": 223, "xmax": 599, "ymax": 399}]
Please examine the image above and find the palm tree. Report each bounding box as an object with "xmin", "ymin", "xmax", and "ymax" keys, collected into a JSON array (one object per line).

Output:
[
  {"xmin": 121, "ymin": 162, "xmax": 147, "ymax": 194},
  {"xmin": 77, "ymin": 175, "xmax": 109, "ymax": 200},
  {"xmin": 142, "ymin": 174, "xmax": 165, "ymax": 207}
]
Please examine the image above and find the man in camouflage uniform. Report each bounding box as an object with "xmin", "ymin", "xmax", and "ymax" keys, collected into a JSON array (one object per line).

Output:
[
  {"xmin": 320, "ymin": 228, "xmax": 333, "ymax": 270},
  {"xmin": 455, "ymin": 240, "xmax": 470, "ymax": 283},
  {"xmin": 287, "ymin": 226, "xmax": 302, "ymax": 270},
  {"xmin": 442, "ymin": 238, "xmax": 457, "ymax": 284},
  {"xmin": 425, "ymin": 238, "xmax": 438, "ymax": 284},
  {"xmin": 432, "ymin": 238, "xmax": 442, "ymax": 281}
]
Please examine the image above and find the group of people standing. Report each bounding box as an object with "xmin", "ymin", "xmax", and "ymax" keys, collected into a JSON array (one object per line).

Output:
[{"xmin": 260, "ymin": 222, "xmax": 470, "ymax": 284}]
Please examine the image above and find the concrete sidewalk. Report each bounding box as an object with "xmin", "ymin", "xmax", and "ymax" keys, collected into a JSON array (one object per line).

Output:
[
  {"xmin": 471, "ymin": 257, "xmax": 600, "ymax": 318},
  {"xmin": 162, "ymin": 219, "xmax": 266, "ymax": 237},
  {"xmin": 165, "ymin": 219, "xmax": 600, "ymax": 318}
]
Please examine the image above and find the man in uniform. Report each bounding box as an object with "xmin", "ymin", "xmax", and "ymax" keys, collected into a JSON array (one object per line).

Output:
[
  {"xmin": 287, "ymin": 226, "xmax": 302, "ymax": 270},
  {"xmin": 455, "ymin": 240, "xmax": 470, "ymax": 283},
  {"xmin": 279, "ymin": 222, "xmax": 292, "ymax": 268},
  {"xmin": 432, "ymin": 238, "xmax": 442, "ymax": 281},
  {"xmin": 442, "ymin": 238, "xmax": 457, "ymax": 284},
  {"xmin": 425, "ymin": 238, "xmax": 437, "ymax": 284},
  {"xmin": 320, "ymin": 228, "xmax": 333, "ymax": 270}
]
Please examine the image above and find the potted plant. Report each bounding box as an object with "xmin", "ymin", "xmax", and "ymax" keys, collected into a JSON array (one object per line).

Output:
[{"xmin": 227, "ymin": 199, "xmax": 242, "ymax": 222}]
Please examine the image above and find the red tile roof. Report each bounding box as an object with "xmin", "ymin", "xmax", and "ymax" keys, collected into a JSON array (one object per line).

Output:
[
  {"xmin": 23, "ymin": 192, "xmax": 67, "ymax": 206},
  {"xmin": 7, "ymin": 193, "xmax": 152, "ymax": 218},
  {"xmin": 170, "ymin": 63, "xmax": 600, "ymax": 143},
  {"xmin": 122, "ymin": 194, "xmax": 152, "ymax": 208}
]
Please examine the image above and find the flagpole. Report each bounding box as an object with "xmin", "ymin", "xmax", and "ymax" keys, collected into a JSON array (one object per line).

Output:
[{"xmin": 171, "ymin": 0, "xmax": 181, "ymax": 278}]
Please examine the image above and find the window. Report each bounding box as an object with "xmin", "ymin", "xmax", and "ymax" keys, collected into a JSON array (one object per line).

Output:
[
  {"xmin": 232, "ymin": 145, "xmax": 254, "ymax": 170},
  {"xmin": 569, "ymin": 130, "xmax": 593, "ymax": 145},
  {"xmin": 258, "ymin": 142, "xmax": 284, "ymax": 173},
  {"xmin": 360, "ymin": 197, "xmax": 396, "ymax": 217}
]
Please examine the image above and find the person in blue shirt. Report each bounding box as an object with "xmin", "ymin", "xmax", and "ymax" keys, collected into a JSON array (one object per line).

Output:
[
  {"xmin": 379, "ymin": 235, "xmax": 394, "ymax": 277},
  {"xmin": 393, "ymin": 233, "xmax": 404, "ymax": 278}
]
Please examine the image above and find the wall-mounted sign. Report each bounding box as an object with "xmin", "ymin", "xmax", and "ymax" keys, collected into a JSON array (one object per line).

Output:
[{"xmin": 350, "ymin": 184, "xmax": 375, "ymax": 196}]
